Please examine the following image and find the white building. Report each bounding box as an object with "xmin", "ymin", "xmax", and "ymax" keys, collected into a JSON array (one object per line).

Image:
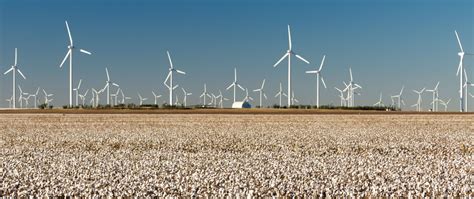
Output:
[{"xmin": 232, "ymin": 101, "xmax": 251, "ymax": 108}]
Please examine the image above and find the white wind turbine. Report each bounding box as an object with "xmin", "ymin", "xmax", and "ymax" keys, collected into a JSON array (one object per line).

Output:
[
  {"xmin": 226, "ymin": 68, "xmax": 245, "ymax": 103},
  {"xmin": 273, "ymin": 25, "xmax": 310, "ymax": 106},
  {"xmin": 43, "ymin": 89, "xmax": 54, "ymax": 106},
  {"xmin": 373, "ymin": 92, "xmax": 384, "ymax": 107},
  {"xmin": 73, "ymin": 79, "xmax": 83, "ymax": 106},
  {"xmin": 305, "ymin": 55, "xmax": 327, "ymax": 108},
  {"xmin": 391, "ymin": 86, "xmax": 405, "ymax": 110},
  {"xmin": 426, "ymin": 82, "xmax": 439, "ymax": 111},
  {"xmin": 120, "ymin": 89, "xmax": 131, "ymax": 104},
  {"xmin": 17, "ymin": 85, "xmax": 29, "ymax": 108},
  {"xmin": 6, "ymin": 96, "xmax": 13, "ymax": 108},
  {"xmin": 78, "ymin": 89, "xmax": 89, "ymax": 106},
  {"xmin": 462, "ymin": 69, "xmax": 474, "ymax": 111},
  {"xmin": 110, "ymin": 88, "xmax": 120, "ymax": 106},
  {"xmin": 152, "ymin": 91, "xmax": 162, "ymax": 105},
  {"xmin": 3, "ymin": 48, "xmax": 26, "ymax": 109},
  {"xmin": 137, "ymin": 93, "xmax": 147, "ymax": 106},
  {"xmin": 59, "ymin": 21, "xmax": 92, "ymax": 107},
  {"xmin": 211, "ymin": 93, "xmax": 218, "ymax": 107},
  {"xmin": 274, "ymin": 82, "xmax": 287, "ymax": 108},
  {"xmin": 291, "ymin": 91, "xmax": 299, "ymax": 105},
  {"xmin": 28, "ymin": 87, "xmax": 40, "ymax": 108},
  {"xmin": 343, "ymin": 68, "xmax": 362, "ymax": 107},
  {"xmin": 412, "ymin": 88, "xmax": 425, "ymax": 112},
  {"xmin": 102, "ymin": 67, "xmax": 120, "ymax": 106},
  {"xmin": 181, "ymin": 88, "xmax": 192, "ymax": 107},
  {"xmin": 243, "ymin": 88, "xmax": 254, "ymax": 102},
  {"xmin": 253, "ymin": 79, "xmax": 267, "ymax": 108},
  {"xmin": 200, "ymin": 84, "xmax": 212, "ymax": 106},
  {"xmin": 335, "ymin": 87, "xmax": 346, "ymax": 107},
  {"xmin": 439, "ymin": 98, "xmax": 451, "ymax": 112},
  {"xmin": 217, "ymin": 90, "xmax": 229, "ymax": 108},
  {"xmin": 164, "ymin": 51, "xmax": 186, "ymax": 105},
  {"xmin": 454, "ymin": 31, "xmax": 473, "ymax": 112}
]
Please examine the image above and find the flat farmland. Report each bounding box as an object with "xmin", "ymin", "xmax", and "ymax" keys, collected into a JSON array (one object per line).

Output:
[{"xmin": 1, "ymin": 114, "xmax": 473, "ymax": 197}]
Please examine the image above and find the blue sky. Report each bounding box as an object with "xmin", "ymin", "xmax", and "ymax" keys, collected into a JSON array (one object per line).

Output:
[{"xmin": 0, "ymin": 0, "xmax": 473, "ymax": 110}]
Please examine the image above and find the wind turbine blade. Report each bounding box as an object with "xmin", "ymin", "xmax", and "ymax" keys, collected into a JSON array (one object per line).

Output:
[
  {"xmin": 435, "ymin": 82, "xmax": 440, "ymax": 90},
  {"xmin": 65, "ymin": 21, "xmax": 73, "ymax": 46},
  {"xmin": 321, "ymin": 76, "xmax": 327, "ymax": 88},
  {"xmin": 167, "ymin": 51, "xmax": 173, "ymax": 68},
  {"xmin": 287, "ymin": 24, "xmax": 292, "ymax": 50},
  {"xmin": 172, "ymin": 85, "xmax": 179, "ymax": 90},
  {"xmin": 105, "ymin": 68, "xmax": 110, "ymax": 81},
  {"xmin": 253, "ymin": 89, "xmax": 260, "ymax": 92},
  {"xmin": 164, "ymin": 72, "xmax": 171, "ymax": 85},
  {"xmin": 349, "ymin": 68, "xmax": 353, "ymax": 82},
  {"xmin": 261, "ymin": 79, "xmax": 266, "ymax": 89},
  {"xmin": 237, "ymin": 84, "xmax": 245, "ymax": 91},
  {"xmin": 305, "ymin": 70, "xmax": 317, "ymax": 74},
  {"xmin": 14, "ymin": 48, "xmax": 18, "ymax": 66},
  {"xmin": 79, "ymin": 49, "xmax": 92, "ymax": 55},
  {"xmin": 318, "ymin": 55, "xmax": 326, "ymax": 71},
  {"xmin": 77, "ymin": 79, "xmax": 82, "ymax": 89},
  {"xmin": 295, "ymin": 54, "xmax": 310, "ymax": 64},
  {"xmin": 152, "ymin": 91, "xmax": 156, "ymax": 97},
  {"xmin": 17, "ymin": 69, "xmax": 26, "ymax": 79},
  {"xmin": 354, "ymin": 84, "xmax": 362, "ymax": 89},
  {"xmin": 263, "ymin": 93, "xmax": 267, "ymax": 99},
  {"xmin": 454, "ymin": 30, "xmax": 464, "ymax": 52},
  {"xmin": 59, "ymin": 50, "xmax": 71, "ymax": 68},
  {"xmin": 176, "ymin": 70, "xmax": 186, "ymax": 75},
  {"xmin": 112, "ymin": 83, "xmax": 119, "ymax": 87},
  {"xmin": 226, "ymin": 83, "xmax": 234, "ymax": 90},
  {"xmin": 4, "ymin": 67, "xmax": 13, "ymax": 75},
  {"xmin": 274, "ymin": 93, "xmax": 279, "ymax": 98},
  {"xmin": 283, "ymin": 93, "xmax": 288, "ymax": 97},
  {"xmin": 273, "ymin": 53, "xmax": 289, "ymax": 67},
  {"xmin": 234, "ymin": 68, "xmax": 237, "ymax": 81}
]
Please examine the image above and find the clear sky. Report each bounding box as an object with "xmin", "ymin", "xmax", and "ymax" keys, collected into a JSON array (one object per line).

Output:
[{"xmin": 0, "ymin": 0, "xmax": 473, "ymax": 110}]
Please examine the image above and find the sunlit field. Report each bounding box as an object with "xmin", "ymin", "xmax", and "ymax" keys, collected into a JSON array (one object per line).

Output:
[{"xmin": 1, "ymin": 114, "xmax": 473, "ymax": 197}]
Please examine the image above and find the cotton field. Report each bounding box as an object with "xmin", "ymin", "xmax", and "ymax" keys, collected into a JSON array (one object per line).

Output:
[{"xmin": 1, "ymin": 114, "xmax": 473, "ymax": 197}]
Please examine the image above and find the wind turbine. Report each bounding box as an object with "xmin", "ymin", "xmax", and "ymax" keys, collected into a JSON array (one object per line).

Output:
[
  {"xmin": 335, "ymin": 87, "xmax": 346, "ymax": 107},
  {"xmin": 3, "ymin": 48, "xmax": 26, "ymax": 109},
  {"xmin": 43, "ymin": 89, "xmax": 54, "ymax": 106},
  {"xmin": 59, "ymin": 21, "xmax": 92, "ymax": 107},
  {"xmin": 181, "ymin": 88, "xmax": 192, "ymax": 107},
  {"xmin": 200, "ymin": 84, "xmax": 212, "ymax": 106},
  {"xmin": 462, "ymin": 69, "xmax": 474, "ymax": 111},
  {"xmin": 439, "ymin": 98, "xmax": 451, "ymax": 112},
  {"xmin": 274, "ymin": 82, "xmax": 287, "ymax": 108},
  {"xmin": 110, "ymin": 88, "xmax": 120, "ymax": 106},
  {"xmin": 226, "ymin": 68, "xmax": 245, "ymax": 103},
  {"xmin": 137, "ymin": 93, "xmax": 147, "ymax": 106},
  {"xmin": 291, "ymin": 91, "xmax": 299, "ymax": 105},
  {"xmin": 78, "ymin": 89, "xmax": 89, "ymax": 106},
  {"xmin": 17, "ymin": 85, "xmax": 29, "ymax": 108},
  {"xmin": 305, "ymin": 55, "xmax": 327, "ymax": 108},
  {"xmin": 217, "ymin": 90, "xmax": 229, "ymax": 108},
  {"xmin": 390, "ymin": 86, "xmax": 405, "ymax": 110},
  {"xmin": 164, "ymin": 51, "xmax": 186, "ymax": 105},
  {"xmin": 412, "ymin": 88, "xmax": 425, "ymax": 112},
  {"xmin": 373, "ymin": 92, "xmax": 384, "ymax": 107},
  {"xmin": 73, "ymin": 79, "xmax": 82, "ymax": 106},
  {"xmin": 243, "ymin": 88, "xmax": 254, "ymax": 102},
  {"xmin": 273, "ymin": 25, "xmax": 310, "ymax": 106},
  {"xmin": 28, "ymin": 87, "xmax": 41, "ymax": 108},
  {"xmin": 102, "ymin": 67, "xmax": 120, "ymax": 106},
  {"xmin": 152, "ymin": 91, "xmax": 162, "ymax": 105},
  {"xmin": 426, "ymin": 82, "xmax": 440, "ymax": 111},
  {"xmin": 454, "ymin": 31, "xmax": 473, "ymax": 112},
  {"xmin": 253, "ymin": 79, "xmax": 267, "ymax": 108},
  {"xmin": 120, "ymin": 89, "xmax": 131, "ymax": 104},
  {"xmin": 6, "ymin": 96, "xmax": 13, "ymax": 108},
  {"xmin": 343, "ymin": 68, "xmax": 362, "ymax": 107}
]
